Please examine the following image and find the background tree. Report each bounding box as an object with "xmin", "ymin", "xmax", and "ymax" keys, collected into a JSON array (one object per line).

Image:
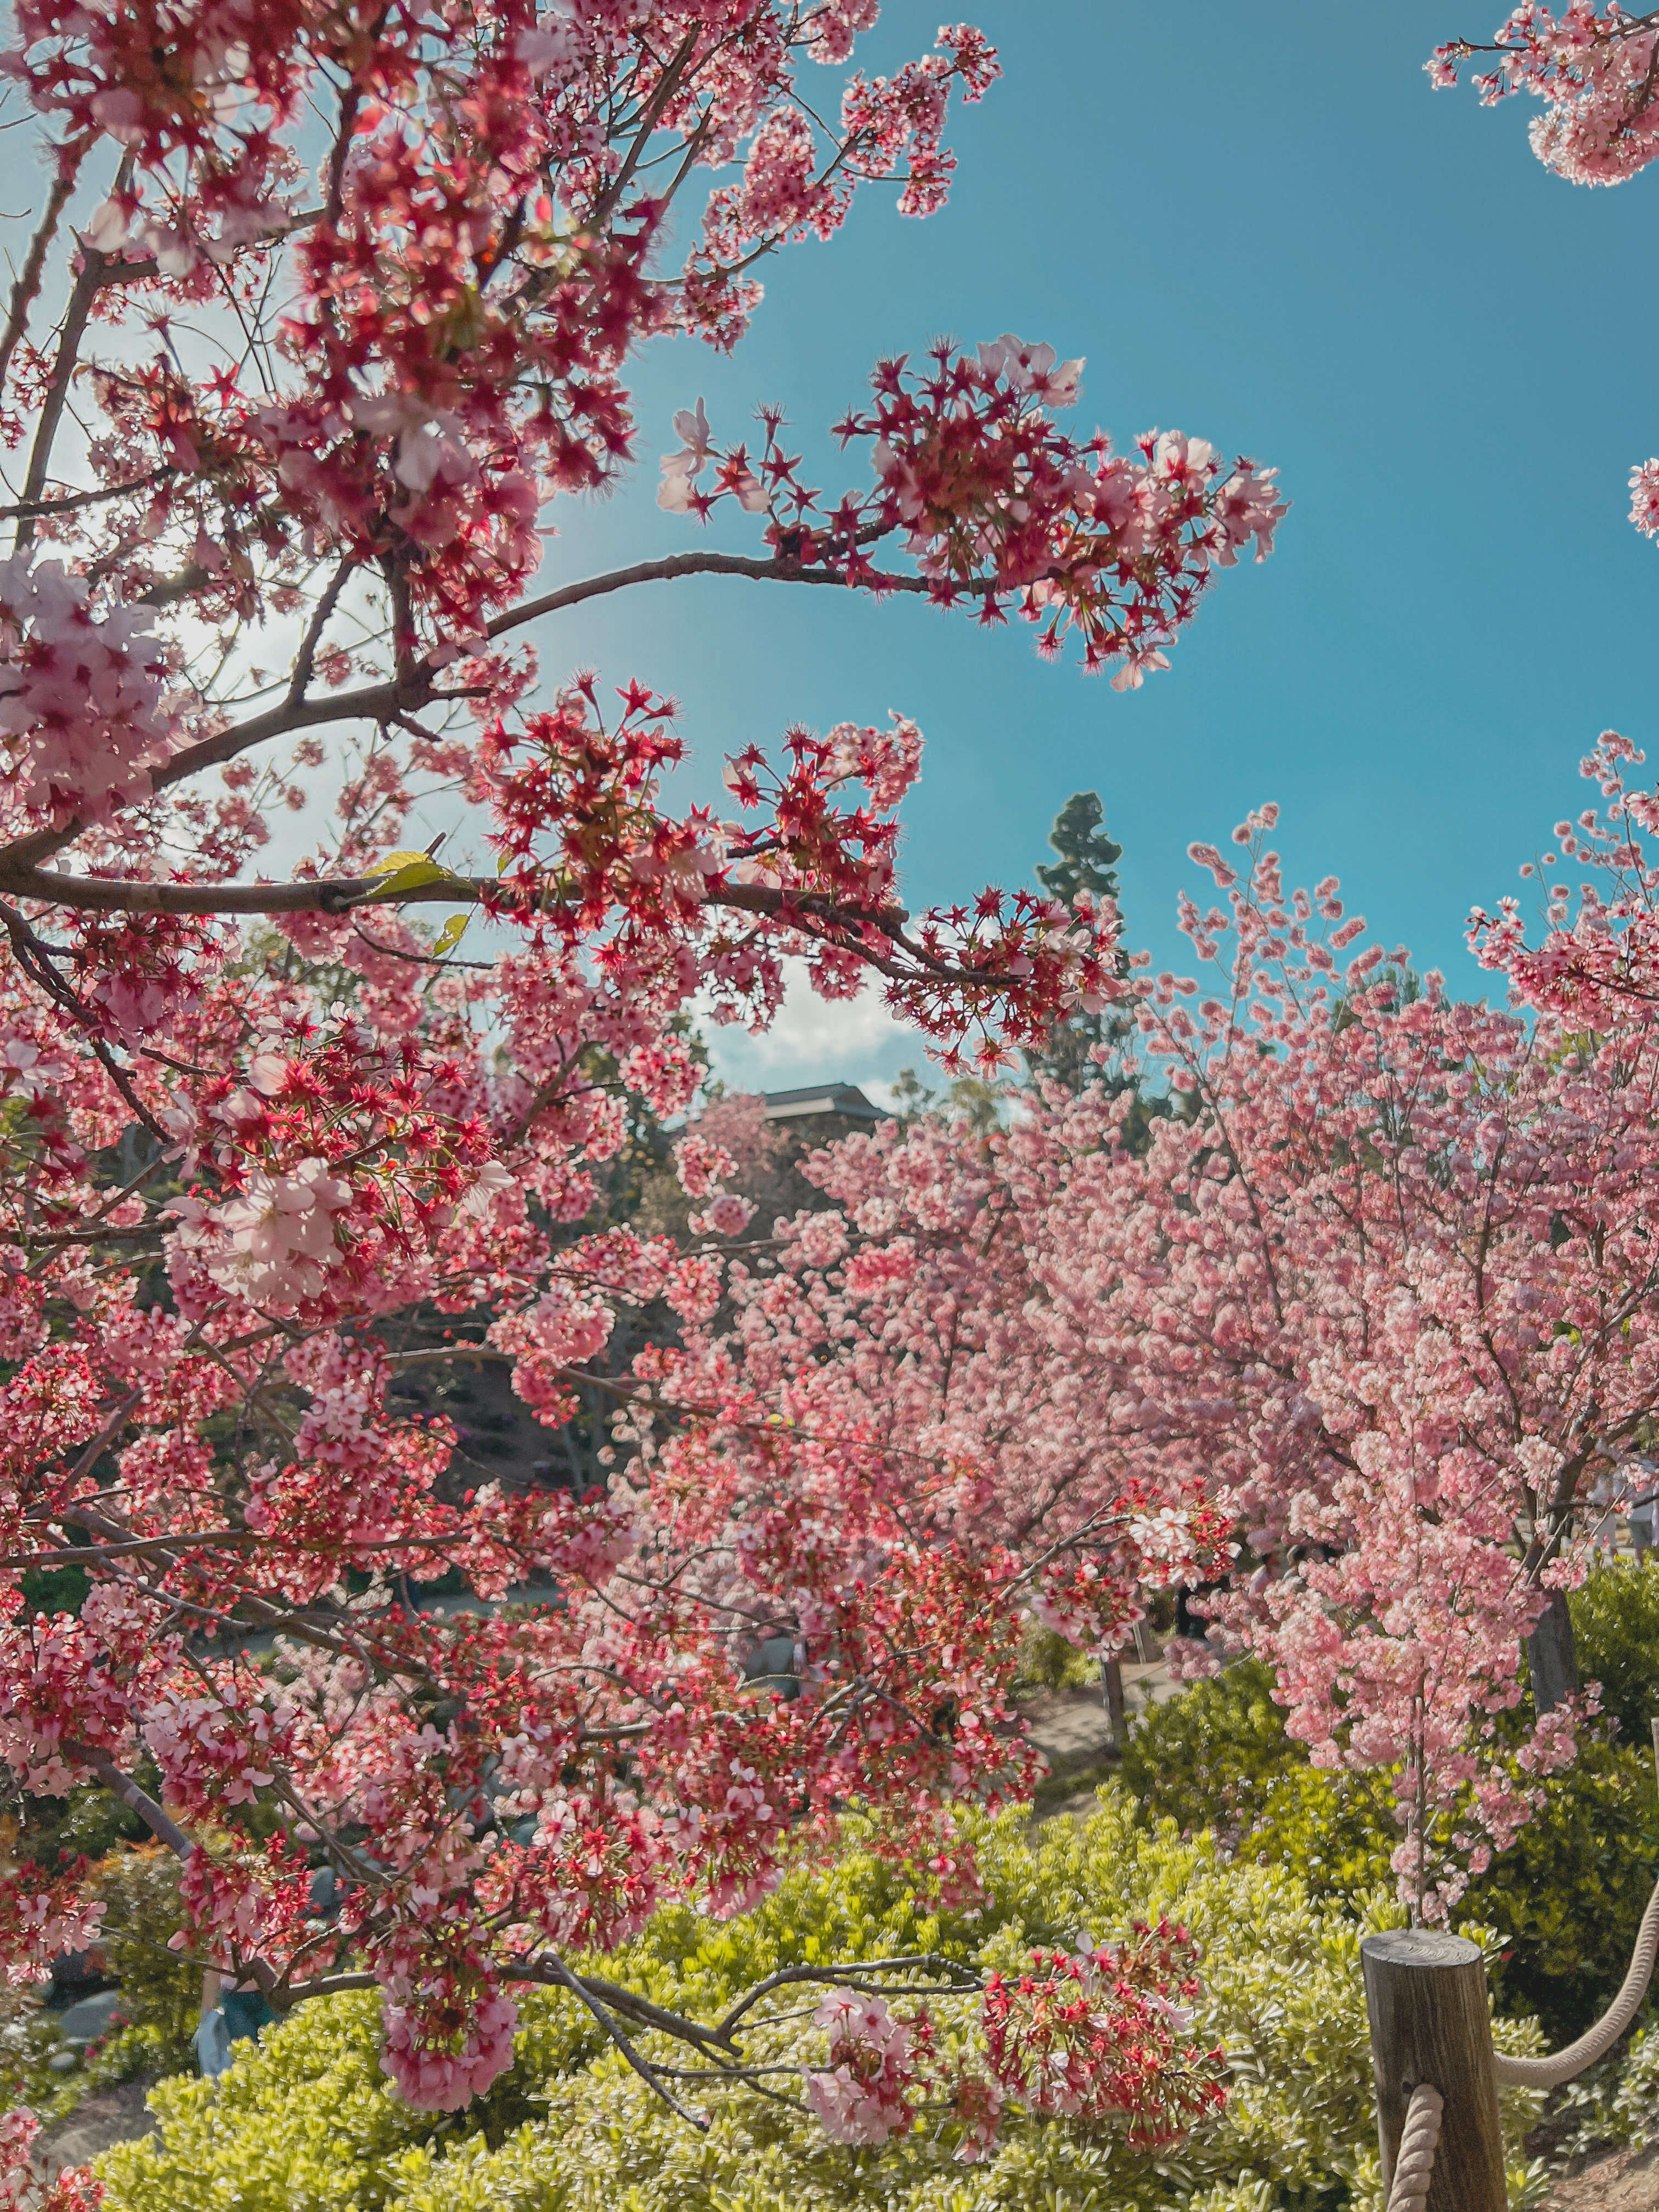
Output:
[
  {"xmin": 1075, "ymin": 798, "xmax": 1659, "ymax": 1915},
  {"xmin": 1026, "ymin": 791, "xmax": 1127, "ymax": 1096},
  {"xmin": 721, "ymin": 777, "xmax": 1659, "ymax": 1924}
]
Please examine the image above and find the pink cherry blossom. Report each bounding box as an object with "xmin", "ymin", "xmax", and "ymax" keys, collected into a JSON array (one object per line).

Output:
[
  {"xmin": 0, "ymin": 0, "xmax": 1286, "ymax": 2147},
  {"xmin": 0, "ymin": 557, "xmax": 170, "ymax": 825}
]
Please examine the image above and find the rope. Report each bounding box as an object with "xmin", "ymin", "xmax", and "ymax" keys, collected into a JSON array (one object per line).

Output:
[
  {"xmin": 1490, "ymin": 1862, "xmax": 1659, "ymax": 2089},
  {"xmin": 1385, "ymin": 2081, "xmax": 1443, "ymax": 2212}
]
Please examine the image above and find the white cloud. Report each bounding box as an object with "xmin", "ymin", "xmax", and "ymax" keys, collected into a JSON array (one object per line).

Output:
[{"xmin": 699, "ymin": 958, "xmax": 929, "ymax": 1110}]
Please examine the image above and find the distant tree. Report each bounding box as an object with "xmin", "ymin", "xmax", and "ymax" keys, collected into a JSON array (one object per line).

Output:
[
  {"xmin": 1025, "ymin": 794, "xmax": 1183, "ymax": 1159},
  {"xmin": 1027, "ymin": 792, "xmax": 1128, "ymax": 1097},
  {"xmin": 1036, "ymin": 792, "xmax": 1125, "ymax": 912}
]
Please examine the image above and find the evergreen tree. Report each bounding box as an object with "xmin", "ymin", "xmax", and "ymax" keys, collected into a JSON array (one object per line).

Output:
[
  {"xmin": 1035, "ymin": 791, "xmax": 1124, "ymax": 911},
  {"xmin": 1028, "ymin": 793, "xmax": 1131, "ymax": 1096}
]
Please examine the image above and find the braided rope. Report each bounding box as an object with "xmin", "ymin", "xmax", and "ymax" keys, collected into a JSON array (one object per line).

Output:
[
  {"xmin": 1491, "ymin": 1863, "xmax": 1659, "ymax": 2089},
  {"xmin": 1385, "ymin": 2081, "xmax": 1443, "ymax": 2212}
]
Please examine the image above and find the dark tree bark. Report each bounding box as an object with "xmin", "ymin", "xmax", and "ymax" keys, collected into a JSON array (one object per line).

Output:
[
  {"xmin": 1102, "ymin": 1655, "xmax": 1127, "ymax": 1751},
  {"xmin": 1525, "ymin": 1586, "xmax": 1579, "ymax": 1716}
]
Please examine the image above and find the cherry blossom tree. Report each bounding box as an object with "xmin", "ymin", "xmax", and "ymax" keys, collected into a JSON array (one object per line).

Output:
[
  {"xmin": 0, "ymin": 0, "xmax": 1284, "ymax": 2146},
  {"xmin": 1113, "ymin": 805, "xmax": 1659, "ymax": 1916},
  {"xmin": 703, "ymin": 778, "xmax": 1659, "ymax": 1923}
]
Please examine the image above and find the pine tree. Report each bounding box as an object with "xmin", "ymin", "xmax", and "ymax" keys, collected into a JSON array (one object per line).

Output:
[{"xmin": 1028, "ymin": 793, "xmax": 1130, "ymax": 1096}]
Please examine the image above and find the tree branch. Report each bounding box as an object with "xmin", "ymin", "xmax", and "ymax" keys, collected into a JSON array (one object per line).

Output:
[
  {"xmin": 65, "ymin": 1745, "xmax": 194, "ymax": 1858},
  {"xmin": 0, "ymin": 857, "xmax": 916, "ymax": 939},
  {"xmin": 487, "ymin": 548, "xmax": 932, "ymax": 641},
  {"xmin": 0, "ymin": 549, "xmax": 929, "ymax": 881},
  {"xmin": 0, "ymin": 149, "xmax": 85, "ymax": 400},
  {"xmin": 14, "ymin": 155, "xmax": 133, "ymax": 554}
]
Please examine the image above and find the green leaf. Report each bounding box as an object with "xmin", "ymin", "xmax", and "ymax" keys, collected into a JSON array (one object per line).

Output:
[
  {"xmin": 361, "ymin": 857, "xmax": 471, "ymax": 903},
  {"xmin": 433, "ymin": 914, "xmax": 470, "ymax": 956},
  {"xmin": 366, "ymin": 848, "xmax": 438, "ymax": 876}
]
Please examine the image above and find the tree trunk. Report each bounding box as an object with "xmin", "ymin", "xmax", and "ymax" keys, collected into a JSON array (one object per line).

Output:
[
  {"xmin": 1102, "ymin": 1655, "xmax": 1126, "ymax": 1751},
  {"xmin": 1525, "ymin": 1585, "xmax": 1579, "ymax": 1716}
]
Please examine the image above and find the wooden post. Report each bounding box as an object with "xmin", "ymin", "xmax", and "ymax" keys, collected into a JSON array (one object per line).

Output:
[{"xmin": 1361, "ymin": 1929, "xmax": 1506, "ymax": 2212}]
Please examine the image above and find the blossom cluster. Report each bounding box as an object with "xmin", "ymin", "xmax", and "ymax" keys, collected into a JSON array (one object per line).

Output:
[
  {"xmin": 983, "ymin": 1926, "xmax": 1223, "ymax": 2147},
  {"xmin": 661, "ymin": 340, "xmax": 1285, "ymax": 688},
  {"xmin": 802, "ymin": 1926, "xmax": 1221, "ymax": 2160},
  {"xmin": 0, "ymin": 557, "xmax": 171, "ymax": 826},
  {"xmin": 0, "ymin": 2108, "xmax": 103, "ymax": 2212},
  {"xmin": 1430, "ymin": 5, "xmax": 1659, "ymax": 186}
]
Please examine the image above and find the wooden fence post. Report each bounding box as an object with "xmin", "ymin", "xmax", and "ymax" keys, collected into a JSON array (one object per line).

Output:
[{"xmin": 1361, "ymin": 1929, "xmax": 1506, "ymax": 2212}]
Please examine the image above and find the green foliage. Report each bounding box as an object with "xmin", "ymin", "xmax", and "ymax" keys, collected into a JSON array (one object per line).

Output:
[
  {"xmin": 1464, "ymin": 1738, "xmax": 1659, "ymax": 2043},
  {"xmin": 1013, "ymin": 1620, "xmax": 1100, "ymax": 1695},
  {"xmin": 1550, "ymin": 2016, "xmax": 1659, "ymax": 2166},
  {"xmin": 1035, "ymin": 792, "xmax": 1122, "ymax": 910},
  {"xmin": 12, "ymin": 1781, "xmax": 149, "ymax": 1870},
  {"xmin": 95, "ymin": 1846, "xmax": 201, "ymax": 2056},
  {"xmin": 0, "ymin": 2010, "xmax": 178, "ymax": 2133},
  {"xmin": 1119, "ymin": 1659, "xmax": 1659, "ymax": 2043},
  {"xmin": 1570, "ymin": 1558, "xmax": 1659, "ymax": 1750},
  {"xmin": 0, "ymin": 1846, "xmax": 198, "ymax": 2139},
  {"xmin": 18, "ymin": 1562, "xmax": 92, "ymax": 1616},
  {"xmin": 95, "ymin": 1797, "xmax": 1548, "ymax": 2212},
  {"xmin": 1026, "ymin": 793, "xmax": 1127, "ymax": 1100},
  {"xmin": 1119, "ymin": 1662, "xmax": 1294, "ymax": 1843},
  {"xmin": 1243, "ymin": 1768, "xmax": 1395, "ymax": 1901}
]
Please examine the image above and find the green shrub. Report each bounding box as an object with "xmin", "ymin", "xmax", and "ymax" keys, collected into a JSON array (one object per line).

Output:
[
  {"xmin": 1570, "ymin": 1559, "xmax": 1659, "ymax": 1751},
  {"xmin": 1464, "ymin": 1737, "xmax": 1659, "ymax": 2042},
  {"xmin": 1119, "ymin": 1661, "xmax": 1659, "ymax": 2044},
  {"xmin": 95, "ymin": 1846, "xmax": 201, "ymax": 2057},
  {"xmin": 1012, "ymin": 1619, "xmax": 1099, "ymax": 1694},
  {"xmin": 13, "ymin": 1780, "xmax": 149, "ymax": 1870},
  {"xmin": 1119, "ymin": 1662, "xmax": 1293, "ymax": 1843},
  {"xmin": 1243, "ymin": 1767, "xmax": 1395, "ymax": 1899},
  {"xmin": 95, "ymin": 1795, "xmax": 1550, "ymax": 2212}
]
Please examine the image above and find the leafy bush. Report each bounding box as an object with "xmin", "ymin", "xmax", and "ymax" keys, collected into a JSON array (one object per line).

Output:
[
  {"xmin": 1119, "ymin": 1661, "xmax": 1306, "ymax": 1846},
  {"xmin": 95, "ymin": 1796, "xmax": 1550, "ymax": 2212},
  {"xmin": 1243, "ymin": 1767, "xmax": 1395, "ymax": 1900},
  {"xmin": 0, "ymin": 1995, "xmax": 176, "ymax": 2134},
  {"xmin": 1550, "ymin": 2016, "xmax": 1659, "ymax": 2165},
  {"xmin": 1013, "ymin": 1619, "xmax": 1100, "ymax": 1694},
  {"xmin": 12, "ymin": 1781, "xmax": 149, "ymax": 1871},
  {"xmin": 1571, "ymin": 1559, "xmax": 1659, "ymax": 1751},
  {"xmin": 1119, "ymin": 1661, "xmax": 1659, "ymax": 2042},
  {"xmin": 1465, "ymin": 1738, "xmax": 1659, "ymax": 2042},
  {"xmin": 95, "ymin": 1847, "xmax": 200, "ymax": 2057}
]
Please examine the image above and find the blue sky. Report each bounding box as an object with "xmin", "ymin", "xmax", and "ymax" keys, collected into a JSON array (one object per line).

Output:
[{"xmin": 521, "ymin": 2, "xmax": 1659, "ymax": 1100}]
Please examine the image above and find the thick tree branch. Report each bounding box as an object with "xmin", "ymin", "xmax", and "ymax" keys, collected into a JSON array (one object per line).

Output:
[
  {"xmin": 65, "ymin": 1745, "xmax": 194, "ymax": 1857},
  {"xmin": 0, "ymin": 149, "xmax": 84, "ymax": 399},
  {"xmin": 0, "ymin": 855, "xmax": 914, "ymax": 938},
  {"xmin": 0, "ymin": 550, "xmax": 930, "ymax": 882}
]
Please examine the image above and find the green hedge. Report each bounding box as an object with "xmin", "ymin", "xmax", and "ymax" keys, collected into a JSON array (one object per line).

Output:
[
  {"xmin": 1119, "ymin": 1635, "xmax": 1659, "ymax": 2044},
  {"xmin": 95, "ymin": 1796, "xmax": 1551, "ymax": 2212},
  {"xmin": 1570, "ymin": 1559, "xmax": 1659, "ymax": 1750}
]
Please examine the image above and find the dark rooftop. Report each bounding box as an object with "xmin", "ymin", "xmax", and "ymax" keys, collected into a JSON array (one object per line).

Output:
[{"xmin": 761, "ymin": 1082, "xmax": 890, "ymax": 1125}]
